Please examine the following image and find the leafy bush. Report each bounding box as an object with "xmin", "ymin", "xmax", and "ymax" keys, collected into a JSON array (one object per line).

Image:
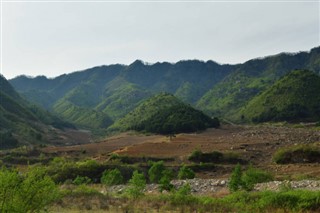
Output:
[
  {"xmin": 229, "ymin": 164, "xmax": 243, "ymax": 192},
  {"xmin": 178, "ymin": 165, "xmax": 195, "ymax": 179},
  {"xmin": 241, "ymin": 166, "xmax": 273, "ymax": 191},
  {"xmin": 101, "ymin": 168, "xmax": 124, "ymax": 186},
  {"xmin": 126, "ymin": 170, "xmax": 146, "ymax": 198},
  {"xmin": 229, "ymin": 164, "xmax": 273, "ymax": 192},
  {"xmin": 273, "ymin": 145, "xmax": 320, "ymax": 164},
  {"xmin": 159, "ymin": 169, "xmax": 174, "ymax": 192},
  {"xmin": 177, "ymin": 183, "xmax": 191, "ymax": 196},
  {"xmin": 0, "ymin": 166, "xmax": 59, "ymax": 212},
  {"xmin": 169, "ymin": 183, "xmax": 194, "ymax": 206},
  {"xmin": 73, "ymin": 175, "xmax": 92, "ymax": 185},
  {"xmin": 148, "ymin": 161, "xmax": 165, "ymax": 183}
]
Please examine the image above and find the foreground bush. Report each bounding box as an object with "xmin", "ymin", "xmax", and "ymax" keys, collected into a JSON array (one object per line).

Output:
[
  {"xmin": 142, "ymin": 189, "xmax": 320, "ymax": 212},
  {"xmin": 273, "ymin": 145, "xmax": 320, "ymax": 164},
  {"xmin": 0, "ymin": 166, "xmax": 59, "ymax": 212},
  {"xmin": 125, "ymin": 170, "xmax": 146, "ymax": 198}
]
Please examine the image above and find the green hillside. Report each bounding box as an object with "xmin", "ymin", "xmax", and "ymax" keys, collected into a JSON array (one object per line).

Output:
[
  {"xmin": 197, "ymin": 47, "xmax": 320, "ymax": 120},
  {"xmin": 238, "ymin": 70, "xmax": 320, "ymax": 122},
  {"xmin": 109, "ymin": 93, "xmax": 219, "ymax": 134},
  {"xmin": 53, "ymin": 100, "xmax": 112, "ymax": 129},
  {"xmin": 0, "ymin": 75, "xmax": 71, "ymax": 149},
  {"xmin": 95, "ymin": 79, "xmax": 152, "ymax": 120}
]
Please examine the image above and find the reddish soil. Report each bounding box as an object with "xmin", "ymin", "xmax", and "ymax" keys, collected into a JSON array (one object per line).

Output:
[{"xmin": 42, "ymin": 125, "xmax": 320, "ymax": 178}]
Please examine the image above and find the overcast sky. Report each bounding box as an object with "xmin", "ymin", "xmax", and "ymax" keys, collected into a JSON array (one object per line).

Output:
[{"xmin": 1, "ymin": 1, "xmax": 319, "ymax": 79}]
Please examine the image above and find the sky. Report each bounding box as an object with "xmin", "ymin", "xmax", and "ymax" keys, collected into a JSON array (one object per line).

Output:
[{"xmin": 0, "ymin": 1, "xmax": 319, "ymax": 79}]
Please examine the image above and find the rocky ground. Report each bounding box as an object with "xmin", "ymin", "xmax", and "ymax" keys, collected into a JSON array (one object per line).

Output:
[{"xmin": 106, "ymin": 178, "xmax": 320, "ymax": 195}]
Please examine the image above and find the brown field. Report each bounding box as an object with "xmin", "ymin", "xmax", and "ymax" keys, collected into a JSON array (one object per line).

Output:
[{"xmin": 42, "ymin": 124, "xmax": 320, "ymax": 179}]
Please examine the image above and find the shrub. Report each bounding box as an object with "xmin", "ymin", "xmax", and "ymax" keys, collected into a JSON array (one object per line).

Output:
[
  {"xmin": 73, "ymin": 175, "xmax": 92, "ymax": 185},
  {"xmin": 159, "ymin": 169, "xmax": 174, "ymax": 192},
  {"xmin": 229, "ymin": 164, "xmax": 243, "ymax": 192},
  {"xmin": 188, "ymin": 150, "xmax": 223, "ymax": 162},
  {"xmin": 188, "ymin": 149, "xmax": 202, "ymax": 161},
  {"xmin": 101, "ymin": 168, "xmax": 124, "ymax": 186},
  {"xmin": 242, "ymin": 166, "xmax": 273, "ymax": 191},
  {"xmin": 177, "ymin": 183, "xmax": 192, "ymax": 196},
  {"xmin": 0, "ymin": 166, "xmax": 59, "ymax": 212},
  {"xmin": 126, "ymin": 170, "xmax": 146, "ymax": 198},
  {"xmin": 178, "ymin": 165, "xmax": 195, "ymax": 180},
  {"xmin": 273, "ymin": 145, "xmax": 320, "ymax": 164},
  {"xmin": 229, "ymin": 164, "xmax": 274, "ymax": 192},
  {"xmin": 148, "ymin": 161, "xmax": 165, "ymax": 183},
  {"xmin": 188, "ymin": 150, "xmax": 244, "ymax": 164}
]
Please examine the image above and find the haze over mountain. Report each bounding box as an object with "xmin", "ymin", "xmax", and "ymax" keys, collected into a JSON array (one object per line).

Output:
[{"xmin": 9, "ymin": 46, "xmax": 320, "ymax": 132}]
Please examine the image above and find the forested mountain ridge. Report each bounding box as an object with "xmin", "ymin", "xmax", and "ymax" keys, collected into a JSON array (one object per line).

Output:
[
  {"xmin": 0, "ymin": 75, "xmax": 72, "ymax": 149},
  {"xmin": 238, "ymin": 70, "xmax": 320, "ymax": 123},
  {"xmin": 196, "ymin": 47, "xmax": 320, "ymax": 119},
  {"xmin": 9, "ymin": 46, "xmax": 320, "ymax": 127}
]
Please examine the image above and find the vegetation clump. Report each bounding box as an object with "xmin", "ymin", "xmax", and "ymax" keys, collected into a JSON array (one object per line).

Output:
[
  {"xmin": 72, "ymin": 175, "xmax": 92, "ymax": 185},
  {"xmin": 148, "ymin": 161, "xmax": 166, "ymax": 183},
  {"xmin": 0, "ymin": 166, "xmax": 59, "ymax": 212},
  {"xmin": 159, "ymin": 169, "xmax": 174, "ymax": 192},
  {"xmin": 229, "ymin": 164, "xmax": 273, "ymax": 192},
  {"xmin": 125, "ymin": 170, "xmax": 146, "ymax": 198},
  {"xmin": 101, "ymin": 168, "xmax": 124, "ymax": 186},
  {"xmin": 188, "ymin": 149, "xmax": 244, "ymax": 164},
  {"xmin": 273, "ymin": 145, "xmax": 320, "ymax": 164},
  {"xmin": 178, "ymin": 165, "xmax": 195, "ymax": 180}
]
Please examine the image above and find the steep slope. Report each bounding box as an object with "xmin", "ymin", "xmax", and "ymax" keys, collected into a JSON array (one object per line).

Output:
[
  {"xmin": 95, "ymin": 77, "xmax": 152, "ymax": 120},
  {"xmin": 53, "ymin": 100, "xmax": 112, "ymax": 129},
  {"xmin": 197, "ymin": 47, "xmax": 320, "ymax": 120},
  {"xmin": 109, "ymin": 93, "xmax": 219, "ymax": 134},
  {"xmin": 0, "ymin": 75, "xmax": 71, "ymax": 149},
  {"xmin": 238, "ymin": 70, "xmax": 320, "ymax": 122}
]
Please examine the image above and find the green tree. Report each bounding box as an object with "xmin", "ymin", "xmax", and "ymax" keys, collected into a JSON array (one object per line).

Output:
[
  {"xmin": 126, "ymin": 170, "xmax": 146, "ymax": 198},
  {"xmin": 159, "ymin": 169, "xmax": 174, "ymax": 192},
  {"xmin": 148, "ymin": 161, "xmax": 165, "ymax": 183},
  {"xmin": 101, "ymin": 168, "xmax": 124, "ymax": 186},
  {"xmin": 178, "ymin": 165, "xmax": 195, "ymax": 179},
  {"xmin": 229, "ymin": 164, "xmax": 243, "ymax": 192}
]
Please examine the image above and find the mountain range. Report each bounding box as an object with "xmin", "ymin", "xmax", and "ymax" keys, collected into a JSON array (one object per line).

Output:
[
  {"xmin": 10, "ymin": 47, "xmax": 320, "ymax": 121},
  {"xmin": 5, "ymin": 46, "xmax": 320, "ymax": 139}
]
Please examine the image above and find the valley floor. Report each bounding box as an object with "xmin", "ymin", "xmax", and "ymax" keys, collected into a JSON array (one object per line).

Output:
[{"xmin": 42, "ymin": 124, "xmax": 320, "ymax": 179}]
